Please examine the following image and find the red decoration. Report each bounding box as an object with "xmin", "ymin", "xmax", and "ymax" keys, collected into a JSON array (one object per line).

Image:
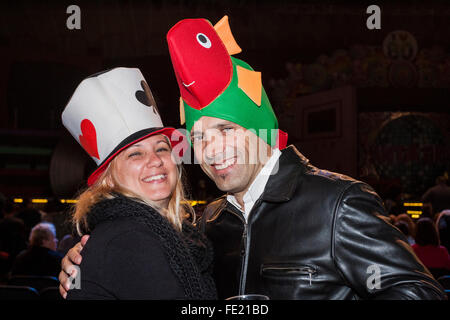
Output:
[
  {"xmin": 275, "ymin": 129, "xmax": 289, "ymax": 150},
  {"xmin": 79, "ymin": 119, "xmax": 100, "ymax": 160},
  {"xmin": 167, "ymin": 18, "xmax": 232, "ymax": 109}
]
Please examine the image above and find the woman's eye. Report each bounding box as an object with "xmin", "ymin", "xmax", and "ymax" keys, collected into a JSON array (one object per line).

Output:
[
  {"xmin": 156, "ymin": 147, "xmax": 169, "ymax": 153},
  {"xmin": 222, "ymin": 127, "xmax": 233, "ymax": 134},
  {"xmin": 128, "ymin": 151, "xmax": 141, "ymax": 158}
]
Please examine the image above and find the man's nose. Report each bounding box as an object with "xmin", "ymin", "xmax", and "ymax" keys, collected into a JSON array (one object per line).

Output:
[{"xmin": 203, "ymin": 134, "xmax": 226, "ymax": 164}]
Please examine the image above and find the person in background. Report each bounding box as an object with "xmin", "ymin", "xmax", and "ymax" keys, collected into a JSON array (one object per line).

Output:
[
  {"xmin": 16, "ymin": 198, "xmax": 42, "ymax": 239},
  {"xmin": 396, "ymin": 213, "xmax": 417, "ymax": 239},
  {"xmin": 394, "ymin": 221, "xmax": 415, "ymax": 246},
  {"xmin": 11, "ymin": 222, "xmax": 62, "ymax": 277},
  {"xmin": 57, "ymin": 234, "xmax": 80, "ymax": 256},
  {"xmin": 412, "ymin": 217, "xmax": 450, "ymax": 279},
  {"xmin": 41, "ymin": 199, "xmax": 73, "ymax": 242},
  {"xmin": 436, "ymin": 210, "xmax": 450, "ymax": 252},
  {"xmin": 0, "ymin": 196, "xmax": 27, "ymax": 279},
  {"xmin": 422, "ymin": 175, "xmax": 450, "ymax": 217}
]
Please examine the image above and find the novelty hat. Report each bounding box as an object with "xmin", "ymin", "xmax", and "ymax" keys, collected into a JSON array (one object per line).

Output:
[
  {"xmin": 167, "ymin": 15, "xmax": 288, "ymax": 148},
  {"xmin": 62, "ymin": 67, "xmax": 185, "ymax": 186}
]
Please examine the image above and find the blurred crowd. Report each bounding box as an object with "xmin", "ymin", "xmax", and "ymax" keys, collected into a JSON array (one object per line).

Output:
[
  {"xmin": 0, "ymin": 196, "xmax": 79, "ymax": 283},
  {"xmin": 0, "ymin": 174, "xmax": 449, "ymax": 285}
]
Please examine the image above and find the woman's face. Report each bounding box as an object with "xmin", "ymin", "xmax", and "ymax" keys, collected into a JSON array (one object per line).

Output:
[{"xmin": 113, "ymin": 134, "xmax": 177, "ymax": 208}]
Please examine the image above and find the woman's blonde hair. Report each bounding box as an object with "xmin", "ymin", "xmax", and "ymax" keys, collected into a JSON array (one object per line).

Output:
[{"xmin": 72, "ymin": 141, "xmax": 194, "ymax": 235}]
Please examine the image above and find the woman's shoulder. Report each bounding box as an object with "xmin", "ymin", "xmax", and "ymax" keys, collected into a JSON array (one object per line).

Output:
[
  {"xmin": 72, "ymin": 218, "xmax": 185, "ymax": 299},
  {"xmin": 80, "ymin": 216, "xmax": 168, "ymax": 275},
  {"xmin": 88, "ymin": 216, "xmax": 159, "ymax": 246}
]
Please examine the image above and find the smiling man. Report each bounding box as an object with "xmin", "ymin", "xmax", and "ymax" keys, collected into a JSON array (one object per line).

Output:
[
  {"xmin": 190, "ymin": 117, "xmax": 274, "ymax": 204},
  {"xmin": 165, "ymin": 16, "xmax": 446, "ymax": 300}
]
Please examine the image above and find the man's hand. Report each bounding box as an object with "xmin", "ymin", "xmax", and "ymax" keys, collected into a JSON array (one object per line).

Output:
[{"xmin": 58, "ymin": 235, "xmax": 89, "ymax": 299}]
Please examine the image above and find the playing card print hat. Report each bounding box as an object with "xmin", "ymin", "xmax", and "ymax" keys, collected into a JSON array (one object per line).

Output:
[{"xmin": 62, "ymin": 67, "xmax": 186, "ymax": 186}]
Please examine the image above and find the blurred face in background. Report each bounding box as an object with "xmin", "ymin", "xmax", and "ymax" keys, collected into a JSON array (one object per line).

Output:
[
  {"xmin": 30, "ymin": 223, "xmax": 58, "ymax": 251},
  {"xmin": 42, "ymin": 233, "xmax": 58, "ymax": 251},
  {"xmin": 112, "ymin": 134, "xmax": 178, "ymax": 209}
]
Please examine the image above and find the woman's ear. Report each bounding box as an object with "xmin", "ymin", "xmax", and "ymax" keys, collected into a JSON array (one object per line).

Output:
[
  {"xmin": 104, "ymin": 175, "xmax": 115, "ymax": 188},
  {"xmin": 104, "ymin": 159, "xmax": 119, "ymax": 188}
]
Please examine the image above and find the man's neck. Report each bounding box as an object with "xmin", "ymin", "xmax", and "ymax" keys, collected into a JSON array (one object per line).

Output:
[
  {"xmin": 233, "ymin": 190, "xmax": 247, "ymax": 210},
  {"xmin": 230, "ymin": 147, "xmax": 276, "ymax": 210}
]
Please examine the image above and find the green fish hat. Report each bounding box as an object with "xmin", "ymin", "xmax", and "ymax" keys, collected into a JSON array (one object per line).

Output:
[
  {"xmin": 167, "ymin": 16, "xmax": 288, "ymax": 148},
  {"xmin": 183, "ymin": 57, "xmax": 279, "ymax": 146}
]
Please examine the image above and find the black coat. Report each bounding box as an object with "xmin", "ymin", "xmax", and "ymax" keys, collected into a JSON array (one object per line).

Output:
[
  {"xmin": 200, "ymin": 146, "xmax": 447, "ymax": 300},
  {"xmin": 67, "ymin": 195, "xmax": 217, "ymax": 300},
  {"xmin": 11, "ymin": 246, "xmax": 62, "ymax": 277}
]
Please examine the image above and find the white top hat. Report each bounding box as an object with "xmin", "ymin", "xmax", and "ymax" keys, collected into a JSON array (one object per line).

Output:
[{"xmin": 62, "ymin": 67, "xmax": 185, "ymax": 186}]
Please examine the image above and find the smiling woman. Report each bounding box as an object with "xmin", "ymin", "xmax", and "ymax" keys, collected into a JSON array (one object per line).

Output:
[
  {"xmin": 73, "ymin": 134, "xmax": 182, "ymax": 234},
  {"xmin": 59, "ymin": 67, "xmax": 217, "ymax": 300},
  {"xmin": 113, "ymin": 136, "xmax": 177, "ymax": 209}
]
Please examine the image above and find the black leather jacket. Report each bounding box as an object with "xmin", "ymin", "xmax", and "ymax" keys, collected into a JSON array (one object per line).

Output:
[{"xmin": 199, "ymin": 146, "xmax": 447, "ymax": 300}]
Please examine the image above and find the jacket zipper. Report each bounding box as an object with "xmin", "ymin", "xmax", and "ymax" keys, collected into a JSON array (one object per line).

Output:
[
  {"xmin": 261, "ymin": 266, "xmax": 316, "ymax": 286},
  {"xmin": 226, "ymin": 206, "xmax": 248, "ymax": 296},
  {"xmin": 239, "ymin": 221, "xmax": 248, "ymax": 295},
  {"xmin": 238, "ymin": 199, "xmax": 263, "ymax": 295}
]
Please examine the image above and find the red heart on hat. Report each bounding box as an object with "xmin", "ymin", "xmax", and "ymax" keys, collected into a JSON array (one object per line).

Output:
[{"xmin": 79, "ymin": 119, "xmax": 100, "ymax": 160}]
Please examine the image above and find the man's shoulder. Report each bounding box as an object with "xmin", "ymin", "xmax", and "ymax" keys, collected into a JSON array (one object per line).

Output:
[
  {"xmin": 304, "ymin": 165, "xmax": 357, "ymax": 185},
  {"xmin": 205, "ymin": 195, "xmax": 227, "ymax": 209},
  {"xmin": 282, "ymin": 145, "xmax": 361, "ymax": 190},
  {"xmin": 203, "ymin": 196, "xmax": 227, "ymax": 216},
  {"xmin": 197, "ymin": 196, "xmax": 228, "ymax": 228}
]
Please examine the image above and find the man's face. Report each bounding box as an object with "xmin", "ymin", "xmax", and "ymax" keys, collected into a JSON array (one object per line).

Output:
[{"xmin": 191, "ymin": 116, "xmax": 272, "ymax": 195}]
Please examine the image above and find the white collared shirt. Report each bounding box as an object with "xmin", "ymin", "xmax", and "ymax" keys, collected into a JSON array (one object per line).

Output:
[{"xmin": 226, "ymin": 148, "xmax": 282, "ymax": 221}]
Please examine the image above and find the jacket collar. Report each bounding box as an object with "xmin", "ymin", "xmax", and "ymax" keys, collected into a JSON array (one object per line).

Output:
[
  {"xmin": 220, "ymin": 145, "xmax": 309, "ymax": 218},
  {"xmin": 260, "ymin": 145, "xmax": 309, "ymax": 203}
]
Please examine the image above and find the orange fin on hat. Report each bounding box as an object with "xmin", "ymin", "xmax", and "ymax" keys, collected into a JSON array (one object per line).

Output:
[
  {"xmin": 237, "ymin": 65, "xmax": 262, "ymax": 106},
  {"xmin": 214, "ymin": 15, "xmax": 242, "ymax": 56},
  {"xmin": 179, "ymin": 96, "xmax": 186, "ymax": 125}
]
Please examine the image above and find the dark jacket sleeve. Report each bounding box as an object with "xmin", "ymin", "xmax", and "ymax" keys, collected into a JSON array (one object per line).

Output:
[
  {"xmin": 67, "ymin": 280, "xmax": 115, "ymax": 300},
  {"xmin": 333, "ymin": 182, "xmax": 447, "ymax": 300},
  {"xmin": 67, "ymin": 226, "xmax": 185, "ymax": 300}
]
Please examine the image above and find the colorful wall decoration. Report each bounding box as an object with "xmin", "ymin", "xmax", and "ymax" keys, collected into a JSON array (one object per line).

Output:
[{"xmin": 269, "ymin": 31, "xmax": 450, "ymax": 109}]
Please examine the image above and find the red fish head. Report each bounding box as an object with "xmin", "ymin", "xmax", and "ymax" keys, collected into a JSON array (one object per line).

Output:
[{"xmin": 167, "ymin": 18, "xmax": 232, "ymax": 110}]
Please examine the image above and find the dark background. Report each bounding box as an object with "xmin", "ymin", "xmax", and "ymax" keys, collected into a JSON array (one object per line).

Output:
[{"xmin": 0, "ymin": 0, "xmax": 449, "ymax": 206}]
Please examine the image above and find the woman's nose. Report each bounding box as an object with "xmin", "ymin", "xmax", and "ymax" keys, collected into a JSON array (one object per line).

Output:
[{"xmin": 146, "ymin": 153, "xmax": 163, "ymax": 167}]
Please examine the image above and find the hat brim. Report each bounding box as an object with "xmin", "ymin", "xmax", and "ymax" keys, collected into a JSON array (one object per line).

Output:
[{"xmin": 87, "ymin": 127, "xmax": 186, "ymax": 186}]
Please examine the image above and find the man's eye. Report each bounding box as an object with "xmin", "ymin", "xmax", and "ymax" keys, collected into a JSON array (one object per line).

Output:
[
  {"xmin": 191, "ymin": 135, "xmax": 203, "ymax": 143},
  {"xmin": 156, "ymin": 147, "xmax": 169, "ymax": 153},
  {"xmin": 222, "ymin": 127, "xmax": 233, "ymax": 133}
]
